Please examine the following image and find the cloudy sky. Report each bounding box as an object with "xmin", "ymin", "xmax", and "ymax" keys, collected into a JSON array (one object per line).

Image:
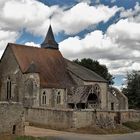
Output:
[{"xmin": 0, "ymin": 0, "xmax": 140, "ymax": 89}]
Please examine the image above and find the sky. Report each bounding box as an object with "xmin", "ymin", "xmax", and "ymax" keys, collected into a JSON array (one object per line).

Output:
[{"xmin": 0, "ymin": 0, "xmax": 140, "ymax": 89}]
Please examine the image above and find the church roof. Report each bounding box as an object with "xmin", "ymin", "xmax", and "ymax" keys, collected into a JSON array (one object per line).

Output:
[
  {"xmin": 8, "ymin": 43, "xmax": 75, "ymax": 88},
  {"xmin": 3, "ymin": 42, "xmax": 107, "ymax": 88},
  {"xmin": 41, "ymin": 25, "xmax": 58, "ymax": 49},
  {"xmin": 65, "ymin": 59, "xmax": 107, "ymax": 83}
]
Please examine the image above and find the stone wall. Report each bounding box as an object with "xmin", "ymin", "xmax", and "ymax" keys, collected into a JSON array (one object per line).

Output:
[
  {"xmin": 0, "ymin": 102, "xmax": 24, "ymax": 135},
  {"xmin": 25, "ymin": 107, "xmax": 73, "ymax": 129},
  {"xmin": 26, "ymin": 108, "xmax": 140, "ymax": 129},
  {"xmin": 120, "ymin": 110, "xmax": 140, "ymax": 123}
]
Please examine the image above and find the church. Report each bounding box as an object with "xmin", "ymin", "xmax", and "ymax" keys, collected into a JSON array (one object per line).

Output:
[{"xmin": 0, "ymin": 25, "xmax": 128, "ymax": 111}]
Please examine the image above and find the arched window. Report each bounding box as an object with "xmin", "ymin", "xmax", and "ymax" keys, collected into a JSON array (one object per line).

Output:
[
  {"xmin": 27, "ymin": 80, "xmax": 33, "ymax": 96},
  {"xmin": 7, "ymin": 77, "xmax": 12, "ymax": 100},
  {"xmin": 94, "ymin": 84, "xmax": 101, "ymax": 95},
  {"xmin": 42, "ymin": 91, "xmax": 47, "ymax": 105},
  {"xmin": 57, "ymin": 92, "xmax": 61, "ymax": 104},
  {"xmin": 87, "ymin": 93, "xmax": 98, "ymax": 104}
]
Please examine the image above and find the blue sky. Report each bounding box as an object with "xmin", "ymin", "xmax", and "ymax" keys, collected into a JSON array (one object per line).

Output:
[{"xmin": 0, "ymin": 0, "xmax": 140, "ymax": 89}]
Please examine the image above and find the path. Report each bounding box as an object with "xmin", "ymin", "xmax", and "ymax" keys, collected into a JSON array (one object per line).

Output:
[{"xmin": 25, "ymin": 126, "xmax": 140, "ymax": 140}]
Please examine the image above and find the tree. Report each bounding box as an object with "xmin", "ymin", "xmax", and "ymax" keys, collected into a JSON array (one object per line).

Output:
[
  {"xmin": 122, "ymin": 71, "xmax": 140, "ymax": 109},
  {"xmin": 73, "ymin": 58, "xmax": 114, "ymax": 85}
]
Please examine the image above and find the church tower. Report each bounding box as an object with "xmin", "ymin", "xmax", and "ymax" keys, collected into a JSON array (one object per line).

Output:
[{"xmin": 41, "ymin": 25, "xmax": 58, "ymax": 49}]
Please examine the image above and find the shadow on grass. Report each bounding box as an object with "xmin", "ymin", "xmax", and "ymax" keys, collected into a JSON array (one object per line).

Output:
[{"xmin": 123, "ymin": 121, "xmax": 140, "ymax": 131}]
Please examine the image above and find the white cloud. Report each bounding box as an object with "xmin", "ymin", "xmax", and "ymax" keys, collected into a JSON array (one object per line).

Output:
[
  {"xmin": 0, "ymin": 1, "xmax": 120, "ymax": 36},
  {"xmin": 25, "ymin": 42, "xmax": 40, "ymax": 47},
  {"xmin": 51, "ymin": 3, "xmax": 120, "ymax": 35},
  {"xmin": 0, "ymin": 0, "xmax": 51, "ymax": 32},
  {"xmin": 107, "ymin": 19, "xmax": 140, "ymax": 50},
  {"xmin": 76, "ymin": 0, "xmax": 91, "ymax": 4},
  {"xmin": 120, "ymin": 2, "xmax": 140, "ymax": 22},
  {"xmin": 60, "ymin": 18, "xmax": 140, "ymax": 75},
  {"xmin": 0, "ymin": 29, "xmax": 19, "ymax": 51},
  {"xmin": 0, "ymin": 0, "xmax": 120, "ymax": 53},
  {"xmin": 0, "ymin": 29, "xmax": 19, "ymax": 58}
]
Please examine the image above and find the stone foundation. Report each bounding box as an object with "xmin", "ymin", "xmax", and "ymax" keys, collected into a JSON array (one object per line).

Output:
[{"xmin": 0, "ymin": 102, "xmax": 25, "ymax": 135}]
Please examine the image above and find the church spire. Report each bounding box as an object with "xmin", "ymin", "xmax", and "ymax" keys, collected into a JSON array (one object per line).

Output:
[{"xmin": 41, "ymin": 25, "xmax": 58, "ymax": 49}]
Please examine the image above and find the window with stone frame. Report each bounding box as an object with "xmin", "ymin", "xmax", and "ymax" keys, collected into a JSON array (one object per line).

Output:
[
  {"xmin": 57, "ymin": 92, "xmax": 61, "ymax": 104},
  {"xmin": 6, "ymin": 77, "xmax": 12, "ymax": 100},
  {"xmin": 94, "ymin": 84, "xmax": 101, "ymax": 95},
  {"xmin": 42, "ymin": 91, "xmax": 47, "ymax": 105}
]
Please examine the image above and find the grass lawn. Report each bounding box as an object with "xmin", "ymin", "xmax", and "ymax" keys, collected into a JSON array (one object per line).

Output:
[
  {"xmin": 0, "ymin": 136, "xmax": 49, "ymax": 140},
  {"xmin": 123, "ymin": 121, "xmax": 140, "ymax": 131},
  {"xmin": 69, "ymin": 125, "xmax": 133, "ymax": 135},
  {"xmin": 15, "ymin": 136, "xmax": 48, "ymax": 140}
]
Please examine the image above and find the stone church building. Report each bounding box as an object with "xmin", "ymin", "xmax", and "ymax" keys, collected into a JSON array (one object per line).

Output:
[{"xmin": 0, "ymin": 25, "xmax": 128, "ymax": 112}]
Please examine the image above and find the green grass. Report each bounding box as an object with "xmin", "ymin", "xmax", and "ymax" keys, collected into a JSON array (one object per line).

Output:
[
  {"xmin": 0, "ymin": 136, "xmax": 49, "ymax": 140},
  {"xmin": 15, "ymin": 136, "xmax": 48, "ymax": 140},
  {"xmin": 123, "ymin": 121, "xmax": 140, "ymax": 131},
  {"xmin": 68, "ymin": 125, "xmax": 133, "ymax": 135}
]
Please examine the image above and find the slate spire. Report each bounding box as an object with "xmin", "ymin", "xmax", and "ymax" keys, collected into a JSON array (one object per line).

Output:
[{"xmin": 41, "ymin": 25, "xmax": 58, "ymax": 49}]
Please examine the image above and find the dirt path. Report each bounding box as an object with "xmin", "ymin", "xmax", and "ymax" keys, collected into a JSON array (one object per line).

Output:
[{"xmin": 25, "ymin": 126, "xmax": 140, "ymax": 140}]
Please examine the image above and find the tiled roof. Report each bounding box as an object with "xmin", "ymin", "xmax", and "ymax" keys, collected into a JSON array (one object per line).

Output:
[
  {"xmin": 65, "ymin": 59, "xmax": 107, "ymax": 83},
  {"xmin": 9, "ymin": 43, "xmax": 75, "ymax": 88}
]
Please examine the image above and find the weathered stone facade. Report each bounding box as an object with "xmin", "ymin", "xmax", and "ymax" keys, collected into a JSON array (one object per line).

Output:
[
  {"xmin": 0, "ymin": 102, "xmax": 24, "ymax": 135},
  {"xmin": 0, "ymin": 25, "xmax": 130, "ymax": 130}
]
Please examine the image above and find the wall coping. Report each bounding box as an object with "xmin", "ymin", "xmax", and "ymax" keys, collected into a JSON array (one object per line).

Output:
[{"xmin": 28, "ymin": 107, "xmax": 140, "ymax": 113}]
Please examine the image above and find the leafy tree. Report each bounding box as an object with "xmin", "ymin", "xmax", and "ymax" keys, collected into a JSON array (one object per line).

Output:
[
  {"xmin": 73, "ymin": 58, "xmax": 114, "ymax": 85},
  {"xmin": 122, "ymin": 71, "xmax": 140, "ymax": 109}
]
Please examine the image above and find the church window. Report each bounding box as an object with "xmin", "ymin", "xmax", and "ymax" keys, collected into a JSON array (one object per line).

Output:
[
  {"xmin": 27, "ymin": 80, "xmax": 33, "ymax": 96},
  {"xmin": 94, "ymin": 84, "xmax": 101, "ymax": 95},
  {"xmin": 12, "ymin": 125, "xmax": 16, "ymax": 134},
  {"xmin": 111, "ymin": 102, "xmax": 114, "ymax": 110},
  {"xmin": 42, "ymin": 91, "xmax": 47, "ymax": 105},
  {"xmin": 7, "ymin": 77, "xmax": 12, "ymax": 100},
  {"xmin": 57, "ymin": 92, "xmax": 61, "ymax": 104}
]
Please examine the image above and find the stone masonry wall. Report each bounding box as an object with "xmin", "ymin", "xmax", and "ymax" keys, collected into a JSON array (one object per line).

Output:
[
  {"xmin": 26, "ymin": 108, "xmax": 140, "ymax": 129},
  {"xmin": 0, "ymin": 102, "xmax": 24, "ymax": 135},
  {"xmin": 26, "ymin": 107, "xmax": 73, "ymax": 129}
]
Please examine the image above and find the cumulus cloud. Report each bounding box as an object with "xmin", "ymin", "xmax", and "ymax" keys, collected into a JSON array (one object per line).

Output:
[
  {"xmin": 0, "ymin": 29, "xmax": 19, "ymax": 50},
  {"xmin": 60, "ymin": 18, "xmax": 140, "ymax": 75},
  {"xmin": 107, "ymin": 19, "xmax": 140, "ymax": 50},
  {"xmin": 120, "ymin": 2, "xmax": 140, "ymax": 22},
  {"xmin": 51, "ymin": 3, "xmax": 120, "ymax": 35},
  {"xmin": 0, "ymin": 0, "xmax": 120, "ymax": 53},
  {"xmin": 25, "ymin": 42, "xmax": 40, "ymax": 47},
  {"xmin": 0, "ymin": 0, "xmax": 120, "ymax": 36}
]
